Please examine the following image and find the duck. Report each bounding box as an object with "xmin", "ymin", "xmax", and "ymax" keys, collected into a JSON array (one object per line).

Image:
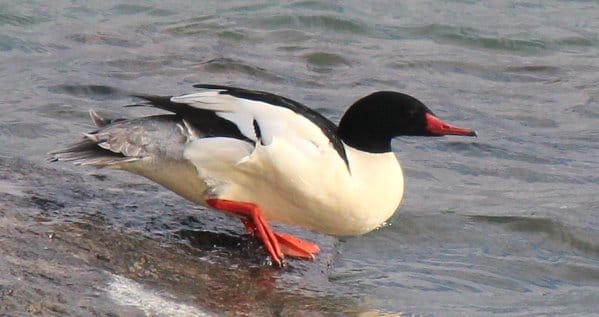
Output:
[{"xmin": 50, "ymin": 84, "xmax": 476, "ymax": 266}]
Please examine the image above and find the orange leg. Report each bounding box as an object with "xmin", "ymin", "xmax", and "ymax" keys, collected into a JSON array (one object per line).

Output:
[
  {"xmin": 207, "ymin": 199, "xmax": 283, "ymax": 266},
  {"xmin": 207, "ymin": 199, "xmax": 320, "ymax": 265}
]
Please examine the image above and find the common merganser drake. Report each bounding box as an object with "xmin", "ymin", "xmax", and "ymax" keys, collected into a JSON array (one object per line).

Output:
[{"xmin": 50, "ymin": 84, "xmax": 476, "ymax": 266}]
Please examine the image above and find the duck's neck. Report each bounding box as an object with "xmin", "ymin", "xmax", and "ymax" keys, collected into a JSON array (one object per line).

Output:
[{"xmin": 337, "ymin": 111, "xmax": 394, "ymax": 154}]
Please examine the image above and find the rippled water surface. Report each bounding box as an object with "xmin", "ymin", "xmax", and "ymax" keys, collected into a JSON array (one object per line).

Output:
[{"xmin": 1, "ymin": 1, "xmax": 598, "ymax": 316}]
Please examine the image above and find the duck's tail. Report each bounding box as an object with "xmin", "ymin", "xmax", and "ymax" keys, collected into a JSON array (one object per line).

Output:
[{"xmin": 48, "ymin": 110, "xmax": 142, "ymax": 167}]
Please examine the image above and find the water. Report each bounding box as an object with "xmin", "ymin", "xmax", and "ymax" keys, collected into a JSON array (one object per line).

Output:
[{"xmin": 1, "ymin": 0, "xmax": 598, "ymax": 315}]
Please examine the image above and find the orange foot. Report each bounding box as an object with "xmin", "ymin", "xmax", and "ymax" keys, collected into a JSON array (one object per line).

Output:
[
  {"xmin": 206, "ymin": 199, "xmax": 320, "ymax": 266},
  {"xmin": 241, "ymin": 218, "xmax": 320, "ymax": 259},
  {"xmin": 274, "ymin": 232, "xmax": 320, "ymax": 260}
]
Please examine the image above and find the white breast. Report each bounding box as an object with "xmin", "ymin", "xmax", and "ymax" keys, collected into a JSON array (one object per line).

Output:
[{"xmin": 185, "ymin": 136, "xmax": 404, "ymax": 236}]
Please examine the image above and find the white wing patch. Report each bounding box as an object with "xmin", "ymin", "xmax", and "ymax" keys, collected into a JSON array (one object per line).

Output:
[
  {"xmin": 171, "ymin": 91, "xmax": 237, "ymax": 111},
  {"xmin": 183, "ymin": 137, "xmax": 254, "ymax": 196},
  {"xmin": 170, "ymin": 91, "xmax": 331, "ymax": 156}
]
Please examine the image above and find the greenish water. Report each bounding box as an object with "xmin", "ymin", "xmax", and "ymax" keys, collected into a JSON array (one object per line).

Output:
[{"xmin": 1, "ymin": 1, "xmax": 598, "ymax": 316}]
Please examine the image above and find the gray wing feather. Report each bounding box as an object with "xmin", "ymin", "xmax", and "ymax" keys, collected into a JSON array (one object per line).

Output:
[{"xmin": 50, "ymin": 110, "xmax": 194, "ymax": 168}]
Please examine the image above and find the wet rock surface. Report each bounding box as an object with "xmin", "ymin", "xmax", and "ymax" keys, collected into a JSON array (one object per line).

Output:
[{"xmin": 0, "ymin": 157, "xmax": 358, "ymax": 316}]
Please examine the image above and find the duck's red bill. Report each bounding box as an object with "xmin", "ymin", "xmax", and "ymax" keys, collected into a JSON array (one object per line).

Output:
[{"xmin": 425, "ymin": 113, "xmax": 477, "ymax": 136}]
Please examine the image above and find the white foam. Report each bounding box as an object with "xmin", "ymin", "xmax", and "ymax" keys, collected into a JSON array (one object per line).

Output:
[
  {"xmin": 0, "ymin": 179, "xmax": 24, "ymax": 196},
  {"xmin": 106, "ymin": 274, "xmax": 211, "ymax": 317}
]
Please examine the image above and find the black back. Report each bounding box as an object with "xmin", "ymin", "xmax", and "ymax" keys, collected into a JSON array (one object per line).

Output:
[{"xmin": 193, "ymin": 84, "xmax": 349, "ymax": 167}]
